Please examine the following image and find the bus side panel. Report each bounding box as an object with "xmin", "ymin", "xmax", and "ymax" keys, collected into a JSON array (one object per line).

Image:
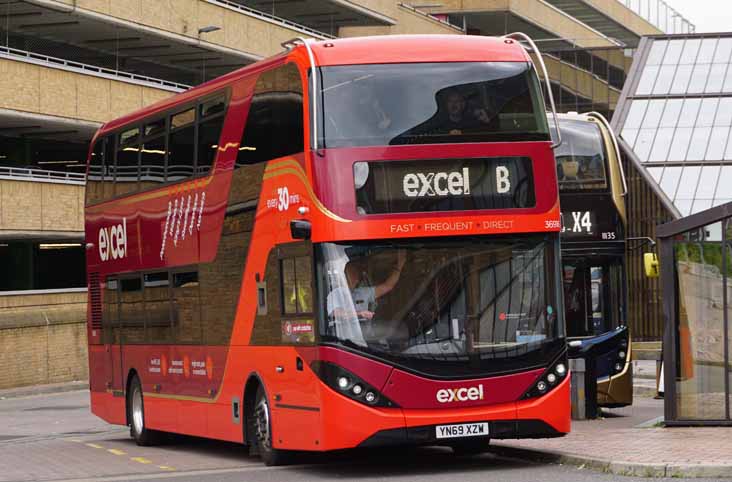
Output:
[
  {"xmin": 516, "ymin": 375, "xmax": 571, "ymax": 434},
  {"xmin": 211, "ymin": 346, "xmax": 322, "ymax": 449},
  {"xmin": 90, "ymin": 391, "xmax": 126, "ymax": 426}
]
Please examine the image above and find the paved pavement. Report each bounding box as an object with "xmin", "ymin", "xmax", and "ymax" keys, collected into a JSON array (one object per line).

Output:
[
  {"xmin": 493, "ymin": 397, "xmax": 732, "ymax": 478},
  {"xmin": 0, "ymin": 387, "xmax": 730, "ymax": 481}
]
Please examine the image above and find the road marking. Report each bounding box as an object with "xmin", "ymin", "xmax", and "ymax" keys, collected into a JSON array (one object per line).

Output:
[
  {"xmin": 107, "ymin": 449, "xmax": 126, "ymax": 456},
  {"xmin": 158, "ymin": 465, "xmax": 175, "ymax": 471},
  {"xmin": 131, "ymin": 457, "xmax": 153, "ymax": 464},
  {"xmin": 85, "ymin": 443, "xmax": 104, "ymax": 449},
  {"xmin": 69, "ymin": 438, "xmax": 83, "ymax": 443}
]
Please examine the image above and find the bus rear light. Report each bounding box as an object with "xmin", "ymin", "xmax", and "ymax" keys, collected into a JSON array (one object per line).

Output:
[
  {"xmin": 311, "ymin": 361, "xmax": 398, "ymax": 408},
  {"xmin": 521, "ymin": 355, "xmax": 568, "ymax": 400}
]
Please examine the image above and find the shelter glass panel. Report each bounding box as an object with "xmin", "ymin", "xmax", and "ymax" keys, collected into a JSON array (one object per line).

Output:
[
  {"xmin": 713, "ymin": 39, "xmax": 732, "ymax": 63},
  {"xmin": 679, "ymin": 39, "xmax": 701, "ymax": 65},
  {"xmin": 670, "ymin": 64, "xmax": 693, "ymax": 94},
  {"xmin": 696, "ymin": 165, "xmax": 722, "ymax": 200},
  {"xmin": 675, "ymin": 166, "xmax": 702, "ymax": 200},
  {"xmin": 646, "ymin": 40, "xmax": 668, "ymax": 66},
  {"xmin": 688, "ymin": 64, "xmax": 712, "ymax": 93},
  {"xmin": 636, "ymin": 66, "xmax": 659, "ymax": 95},
  {"xmin": 659, "ymin": 166, "xmax": 682, "ymax": 199},
  {"xmin": 667, "ymin": 127, "xmax": 692, "ymax": 161},
  {"xmin": 686, "ymin": 128, "xmax": 712, "ymax": 161},
  {"xmin": 706, "ymin": 64, "xmax": 727, "ymax": 93},
  {"xmin": 662, "ymin": 39, "xmax": 685, "ymax": 65},
  {"xmin": 705, "ymin": 127, "xmax": 729, "ymax": 161},
  {"xmin": 660, "ymin": 99, "xmax": 683, "ymax": 127},
  {"xmin": 674, "ymin": 222, "xmax": 727, "ymax": 420}
]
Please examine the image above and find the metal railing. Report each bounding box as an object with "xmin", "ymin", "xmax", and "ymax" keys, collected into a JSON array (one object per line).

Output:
[
  {"xmin": 0, "ymin": 166, "xmax": 86, "ymax": 185},
  {"xmin": 206, "ymin": 0, "xmax": 336, "ymax": 40},
  {"xmin": 398, "ymin": 3, "xmax": 465, "ymax": 32},
  {"xmin": 0, "ymin": 45, "xmax": 189, "ymax": 92},
  {"xmin": 620, "ymin": 0, "xmax": 695, "ymax": 34}
]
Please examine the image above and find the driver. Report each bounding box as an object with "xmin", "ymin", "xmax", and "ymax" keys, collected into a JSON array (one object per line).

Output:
[{"xmin": 327, "ymin": 250, "xmax": 406, "ymax": 323}]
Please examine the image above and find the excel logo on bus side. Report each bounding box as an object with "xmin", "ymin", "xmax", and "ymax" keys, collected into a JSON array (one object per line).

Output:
[
  {"xmin": 436, "ymin": 384, "xmax": 485, "ymax": 403},
  {"xmin": 98, "ymin": 218, "xmax": 127, "ymax": 262}
]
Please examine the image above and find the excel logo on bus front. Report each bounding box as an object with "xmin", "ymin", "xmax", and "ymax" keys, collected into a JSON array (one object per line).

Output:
[
  {"xmin": 436, "ymin": 384, "xmax": 485, "ymax": 403},
  {"xmin": 98, "ymin": 218, "xmax": 127, "ymax": 262}
]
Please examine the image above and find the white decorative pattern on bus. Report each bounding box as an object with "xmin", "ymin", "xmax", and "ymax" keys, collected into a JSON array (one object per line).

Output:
[{"xmin": 160, "ymin": 190, "xmax": 206, "ymax": 260}]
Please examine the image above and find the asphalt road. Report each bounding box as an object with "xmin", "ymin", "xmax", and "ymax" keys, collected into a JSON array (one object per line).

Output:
[{"xmin": 0, "ymin": 390, "xmax": 727, "ymax": 482}]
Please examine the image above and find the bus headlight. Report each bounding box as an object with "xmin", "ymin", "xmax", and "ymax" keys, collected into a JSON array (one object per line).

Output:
[
  {"xmin": 311, "ymin": 360, "xmax": 398, "ymax": 408},
  {"xmin": 353, "ymin": 162, "xmax": 370, "ymax": 189},
  {"xmin": 618, "ymin": 351, "xmax": 626, "ymax": 360},
  {"xmin": 521, "ymin": 355, "xmax": 568, "ymax": 400}
]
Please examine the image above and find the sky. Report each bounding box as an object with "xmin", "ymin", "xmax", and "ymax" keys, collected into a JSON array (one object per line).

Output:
[{"xmin": 663, "ymin": 0, "xmax": 732, "ymax": 33}]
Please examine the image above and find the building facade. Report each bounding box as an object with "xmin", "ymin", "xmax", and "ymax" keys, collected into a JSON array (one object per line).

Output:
[{"xmin": 0, "ymin": 0, "xmax": 694, "ymax": 388}]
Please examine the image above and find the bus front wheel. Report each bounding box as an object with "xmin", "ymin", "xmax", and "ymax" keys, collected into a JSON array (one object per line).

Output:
[
  {"xmin": 253, "ymin": 386, "xmax": 291, "ymax": 466},
  {"xmin": 127, "ymin": 375, "xmax": 163, "ymax": 446}
]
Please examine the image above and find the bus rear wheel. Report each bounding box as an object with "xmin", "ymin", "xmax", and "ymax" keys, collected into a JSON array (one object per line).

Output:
[
  {"xmin": 253, "ymin": 386, "xmax": 291, "ymax": 466},
  {"xmin": 127, "ymin": 375, "xmax": 163, "ymax": 446}
]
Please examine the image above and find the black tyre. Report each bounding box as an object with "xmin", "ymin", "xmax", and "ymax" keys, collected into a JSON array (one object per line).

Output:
[
  {"xmin": 449, "ymin": 438, "xmax": 490, "ymax": 456},
  {"xmin": 253, "ymin": 385, "xmax": 291, "ymax": 466},
  {"xmin": 127, "ymin": 375, "xmax": 163, "ymax": 446}
]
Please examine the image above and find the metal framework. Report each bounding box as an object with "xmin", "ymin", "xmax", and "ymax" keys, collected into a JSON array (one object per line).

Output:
[
  {"xmin": 503, "ymin": 32, "xmax": 562, "ymax": 148},
  {"xmin": 0, "ymin": 166, "xmax": 86, "ymax": 185},
  {"xmin": 206, "ymin": 0, "xmax": 335, "ymax": 40},
  {"xmin": 657, "ymin": 201, "xmax": 732, "ymax": 425},
  {"xmin": 0, "ymin": 45, "xmax": 189, "ymax": 92}
]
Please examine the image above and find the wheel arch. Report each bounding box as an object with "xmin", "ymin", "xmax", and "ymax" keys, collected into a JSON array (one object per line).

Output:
[
  {"xmin": 243, "ymin": 371, "xmax": 266, "ymax": 445},
  {"xmin": 125, "ymin": 368, "xmax": 140, "ymax": 426}
]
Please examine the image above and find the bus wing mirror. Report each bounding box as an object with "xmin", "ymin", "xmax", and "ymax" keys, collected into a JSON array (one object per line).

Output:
[
  {"xmin": 644, "ymin": 252, "xmax": 659, "ymax": 278},
  {"xmin": 290, "ymin": 219, "xmax": 311, "ymax": 240}
]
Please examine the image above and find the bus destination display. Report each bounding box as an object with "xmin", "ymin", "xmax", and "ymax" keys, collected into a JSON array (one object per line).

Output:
[
  {"xmin": 560, "ymin": 196, "xmax": 622, "ymax": 241},
  {"xmin": 354, "ymin": 157, "xmax": 535, "ymax": 214}
]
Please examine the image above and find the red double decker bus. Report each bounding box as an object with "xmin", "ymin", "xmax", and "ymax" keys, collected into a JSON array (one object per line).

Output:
[{"xmin": 85, "ymin": 34, "xmax": 569, "ymax": 465}]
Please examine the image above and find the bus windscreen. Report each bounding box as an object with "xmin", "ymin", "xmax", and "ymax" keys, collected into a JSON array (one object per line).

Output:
[
  {"xmin": 318, "ymin": 62, "xmax": 550, "ymax": 148},
  {"xmin": 553, "ymin": 119, "xmax": 608, "ymax": 191},
  {"xmin": 316, "ymin": 235, "xmax": 563, "ymax": 377}
]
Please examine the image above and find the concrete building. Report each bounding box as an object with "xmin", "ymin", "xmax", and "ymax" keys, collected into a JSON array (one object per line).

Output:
[{"xmin": 0, "ymin": 0, "xmax": 693, "ymax": 389}]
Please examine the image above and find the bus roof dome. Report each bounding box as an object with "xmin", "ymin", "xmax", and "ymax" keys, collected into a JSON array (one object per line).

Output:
[{"xmin": 307, "ymin": 35, "xmax": 530, "ymax": 66}]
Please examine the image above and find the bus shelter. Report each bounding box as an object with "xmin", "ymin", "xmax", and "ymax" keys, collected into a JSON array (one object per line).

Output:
[{"xmin": 658, "ymin": 201, "xmax": 732, "ymax": 425}]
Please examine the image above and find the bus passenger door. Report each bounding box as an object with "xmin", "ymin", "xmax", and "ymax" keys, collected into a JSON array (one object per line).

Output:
[{"xmin": 255, "ymin": 242, "xmax": 321, "ymax": 450}]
